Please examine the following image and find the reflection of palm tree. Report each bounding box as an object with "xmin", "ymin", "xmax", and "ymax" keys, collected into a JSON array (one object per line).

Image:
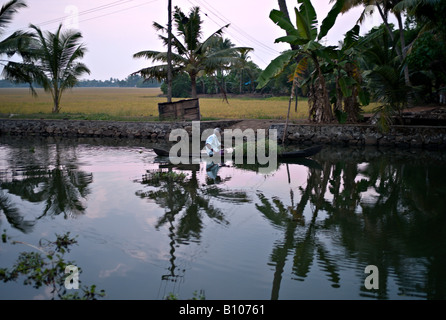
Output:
[
  {"xmin": 256, "ymin": 160, "xmax": 340, "ymax": 299},
  {"xmin": 257, "ymin": 185, "xmax": 342, "ymax": 299},
  {"xmin": 0, "ymin": 139, "xmax": 93, "ymax": 227},
  {"xmin": 0, "ymin": 190, "xmax": 34, "ymax": 233},
  {"xmin": 40, "ymin": 167, "xmax": 93, "ymax": 218},
  {"xmin": 2, "ymin": 166, "xmax": 92, "ymax": 220},
  {"xmin": 137, "ymin": 169, "xmax": 230, "ymax": 243},
  {"xmin": 256, "ymin": 147, "xmax": 446, "ymax": 299},
  {"xmin": 136, "ymin": 162, "xmax": 250, "ymax": 297},
  {"xmin": 354, "ymin": 155, "xmax": 446, "ymax": 299}
]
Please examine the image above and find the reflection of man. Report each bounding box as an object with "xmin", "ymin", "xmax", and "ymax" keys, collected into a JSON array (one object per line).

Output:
[
  {"xmin": 206, "ymin": 160, "xmax": 220, "ymax": 179},
  {"xmin": 205, "ymin": 128, "xmax": 223, "ymax": 157},
  {"xmin": 206, "ymin": 159, "xmax": 222, "ymax": 184}
]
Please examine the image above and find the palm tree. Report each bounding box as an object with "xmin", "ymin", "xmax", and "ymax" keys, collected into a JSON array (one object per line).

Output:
[
  {"xmin": 361, "ymin": 25, "xmax": 411, "ymax": 131},
  {"xmin": 209, "ymin": 36, "xmax": 238, "ymax": 95},
  {"xmin": 330, "ymin": 0, "xmax": 412, "ymax": 87},
  {"xmin": 133, "ymin": 6, "xmax": 251, "ymax": 99},
  {"xmin": 4, "ymin": 23, "xmax": 90, "ymax": 113},
  {"xmin": 233, "ymin": 48, "xmax": 256, "ymax": 94},
  {"xmin": 0, "ymin": 0, "xmax": 33, "ymax": 80},
  {"xmin": 394, "ymin": 0, "xmax": 446, "ymax": 47}
]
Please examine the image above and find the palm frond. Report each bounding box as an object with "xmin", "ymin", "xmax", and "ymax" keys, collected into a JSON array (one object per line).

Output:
[
  {"xmin": 133, "ymin": 50, "xmax": 164, "ymax": 60},
  {"xmin": 132, "ymin": 64, "xmax": 170, "ymax": 81},
  {"xmin": 1, "ymin": 60, "xmax": 44, "ymax": 96},
  {"xmin": 198, "ymin": 24, "xmax": 230, "ymax": 54},
  {"xmin": 0, "ymin": 30, "xmax": 31, "ymax": 56},
  {"xmin": 0, "ymin": 0, "xmax": 27, "ymax": 34},
  {"xmin": 133, "ymin": 50, "xmax": 186, "ymax": 67},
  {"xmin": 393, "ymin": 0, "xmax": 442, "ymax": 13},
  {"xmin": 152, "ymin": 21, "xmax": 165, "ymax": 33},
  {"xmin": 174, "ymin": 6, "xmax": 202, "ymax": 51}
]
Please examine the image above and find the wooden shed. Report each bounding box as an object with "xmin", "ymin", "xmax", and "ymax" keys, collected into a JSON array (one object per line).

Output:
[{"xmin": 158, "ymin": 98, "xmax": 201, "ymax": 121}]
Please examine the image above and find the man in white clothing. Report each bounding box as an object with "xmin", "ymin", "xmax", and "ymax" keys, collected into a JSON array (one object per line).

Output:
[{"xmin": 205, "ymin": 128, "xmax": 223, "ymax": 157}]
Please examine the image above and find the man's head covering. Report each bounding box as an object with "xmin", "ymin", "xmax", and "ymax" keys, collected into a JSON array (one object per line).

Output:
[{"xmin": 214, "ymin": 128, "xmax": 222, "ymax": 135}]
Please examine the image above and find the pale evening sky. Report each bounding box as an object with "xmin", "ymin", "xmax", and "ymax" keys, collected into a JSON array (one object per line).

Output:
[{"xmin": 5, "ymin": 0, "xmax": 384, "ymax": 81}]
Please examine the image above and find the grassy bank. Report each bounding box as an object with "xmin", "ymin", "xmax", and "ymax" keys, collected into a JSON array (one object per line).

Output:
[{"xmin": 0, "ymin": 87, "xmax": 377, "ymax": 121}]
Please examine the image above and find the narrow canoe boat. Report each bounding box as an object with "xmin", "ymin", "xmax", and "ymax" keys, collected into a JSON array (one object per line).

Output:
[
  {"xmin": 152, "ymin": 147, "xmax": 231, "ymax": 158},
  {"xmin": 152, "ymin": 145, "xmax": 322, "ymax": 159},
  {"xmin": 277, "ymin": 145, "xmax": 323, "ymax": 159}
]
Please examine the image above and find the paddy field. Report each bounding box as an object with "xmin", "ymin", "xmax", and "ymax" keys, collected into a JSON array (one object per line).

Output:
[{"xmin": 0, "ymin": 87, "xmax": 376, "ymax": 121}]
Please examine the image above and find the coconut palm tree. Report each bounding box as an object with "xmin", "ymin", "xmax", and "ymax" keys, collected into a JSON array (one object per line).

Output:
[
  {"xmin": 395, "ymin": 0, "xmax": 446, "ymax": 45},
  {"xmin": 4, "ymin": 23, "xmax": 90, "ymax": 113},
  {"xmin": 330, "ymin": 0, "xmax": 412, "ymax": 86},
  {"xmin": 233, "ymin": 48, "xmax": 256, "ymax": 94},
  {"xmin": 133, "ymin": 6, "xmax": 251, "ymax": 99},
  {"xmin": 361, "ymin": 25, "xmax": 411, "ymax": 131},
  {"xmin": 0, "ymin": 0, "xmax": 34, "ymax": 81}
]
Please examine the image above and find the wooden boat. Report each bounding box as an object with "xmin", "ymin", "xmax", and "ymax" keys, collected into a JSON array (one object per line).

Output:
[
  {"xmin": 152, "ymin": 147, "xmax": 231, "ymax": 158},
  {"xmin": 153, "ymin": 147, "xmax": 175, "ymax": 157},
  {"xmin": 152, "ymin": 145, "xmax": 322, "ymax": 159},
  {"xmin": 277, "ymin": 145, "xmax": 323, "ymax": 159}
]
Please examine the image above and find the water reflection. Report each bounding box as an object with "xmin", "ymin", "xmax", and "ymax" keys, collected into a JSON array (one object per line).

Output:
[
  {"xmin": 0, "ymin": 136, "xmax": 445, "ymax": 300},
  {"xmin": 137, "ymin": 146, "xmax": 446, "ymax": 299},
  {"xmin": 135, "ymin": 158, "xmax": 250, "ymax": 296},
  {"xmin": 258, "ymin": 147, "xmax": 446, "ymax": 299},
  {"xmin": 136, "ymin": 166, "xmax": 231, "ymax": 243},
  {"xmin": 0, "ymin": 137, "xmax": 93, "ymax": 232}
]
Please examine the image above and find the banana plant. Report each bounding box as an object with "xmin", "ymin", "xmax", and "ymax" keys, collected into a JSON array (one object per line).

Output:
[
  {"xmin": 332, "ymin": 24, "xmax": 371, "ymax": 123},
  {"xmin": 257, "ymin": 0, "xmax": 345, "ymax": 125}
]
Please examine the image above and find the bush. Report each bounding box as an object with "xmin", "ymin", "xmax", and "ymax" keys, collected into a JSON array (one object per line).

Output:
[{"xmin": 161, "ymin": 72, "xmax": 191, "ymax": 98}]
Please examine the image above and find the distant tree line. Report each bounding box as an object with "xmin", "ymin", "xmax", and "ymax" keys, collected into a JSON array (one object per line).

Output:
[
  {"xmin": 0, "ymin": 74, "xmax": 160, "ymax": 88},
  {"xmin": 76, "ymin": 75, "xmax": 161, "ymax": 88}
]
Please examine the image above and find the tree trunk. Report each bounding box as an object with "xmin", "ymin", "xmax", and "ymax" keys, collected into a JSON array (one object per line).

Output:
[
  {"xmin": 316, "ymin": 75, "xmax": 333, "ymax": 123},
  {"xmin": 375, "ymin": 2, "xmax": 411, "ymax": 87},
  {"xmin": 240, "ymin": 69, "xmax": 243, "ymax": 94},
  {"xmin": 277, "ymin": 0, "xmax": 290, "ymax": 20},
  {"xmin": 277, "ymin": 0, "xmax": 299, "ymax": 51},
  {"xmin": 395, "ymin": 11, "xmax": 411, "ymax": 87},
  {"xmin": 309, "ymin": 62, "xmax": 333, "ymax": 123},
  {"xmin": 375, "ymin": 2, "xmax": 402, "ymax": 59},
  {"xmin": 52, "ymin": 88, "xmax": 60, "ymax": 113},
  {"xmin": 167, "ymin": 0, "xmax": 173, "ymax": 103},
  {"xmin": 52, "ymin": 101, "xmax": 59, "ymax": 113},
  {"xmin": 191, "ymin": 74, "xmax": 198, "ymax": 99}
]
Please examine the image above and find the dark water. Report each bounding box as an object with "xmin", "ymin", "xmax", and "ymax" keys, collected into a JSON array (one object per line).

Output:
[{"xmin": 0, "ymin": 136, "xmax": 445, "ymax": 300}]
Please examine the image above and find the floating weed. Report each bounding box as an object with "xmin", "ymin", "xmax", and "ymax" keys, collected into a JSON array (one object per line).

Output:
[{"xmin": 0, "ymin": 231, "xmax": 105, "ymax": 300}]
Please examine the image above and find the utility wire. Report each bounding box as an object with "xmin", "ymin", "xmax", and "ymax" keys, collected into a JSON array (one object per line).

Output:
[
  {"xmin": 194, "ymin": 0, "xmax": 280, "ymax": 55},
  {"xmin": 34, "ymin": 0, "xmax": 136, "ymax": 27},
  {"xmin": 23, "ymin": 0, "xmax": 160, "ymax": 29},
  {"xmin": 186, "ymin": 0, "xmax": 280, "ymax": 66},
  {"xmin": 79, "ymin": 0, "xmax": 161, "ymax": 25}
]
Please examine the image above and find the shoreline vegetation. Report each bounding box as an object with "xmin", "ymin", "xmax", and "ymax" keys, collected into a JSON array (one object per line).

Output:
[{"xmin": 0, "ymin": 87, "xmax": 380, "ymax": 122}]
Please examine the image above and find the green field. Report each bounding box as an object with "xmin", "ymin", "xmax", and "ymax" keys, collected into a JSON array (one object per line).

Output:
[{"xmin": 0, "ymin": 87, "xmax": 377, "ymax": 121}]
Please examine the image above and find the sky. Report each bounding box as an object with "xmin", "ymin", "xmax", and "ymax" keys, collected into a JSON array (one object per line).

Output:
[{"xmin": 5, "ymin": 0, "xmax": 384, "ymax": 81}]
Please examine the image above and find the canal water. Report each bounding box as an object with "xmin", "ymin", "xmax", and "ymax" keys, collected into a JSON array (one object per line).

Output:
[{"xmin": 0, "ymin": 136, "xmax": 445, "ymax": 300}]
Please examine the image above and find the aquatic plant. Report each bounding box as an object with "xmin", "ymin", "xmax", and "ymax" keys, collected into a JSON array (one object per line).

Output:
[{"xmin": 0, "ymin": 232, "xmax": 105, "ymax": 300}]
